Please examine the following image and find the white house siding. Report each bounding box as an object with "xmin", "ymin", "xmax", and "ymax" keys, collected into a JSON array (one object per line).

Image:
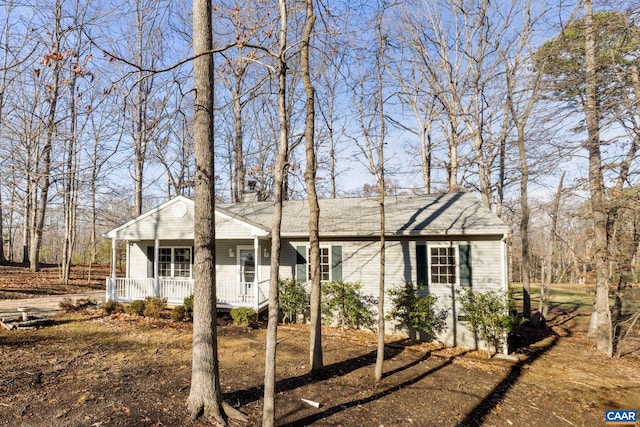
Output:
[
  {"xmin": 426, "ymin": 238, "xmax": 506, "ymax": 350},
  {"xmin": 280, "ymin": 241, "xmax": 300, "ymax": 280},
  {"xmin": 213, "ymin": 239, "xmax": 270, "ymax": 285},
  {"xmin": 114, "ymin": 204, "xmax": 194, "ymax": 241},
  {"xmin": 280, "ymin": 238, "xmax": 414, "ymax": 328},
  {"xmin": 128, "ymin": 242, "xmax": 149, "ymax": 278},
  {"xmin": 282, "ymin": 236, "xmax": 505, "ymax": 352},
  {"xmin": 216, "ymin": 217, "xmax": 262, "ymax": 239}
]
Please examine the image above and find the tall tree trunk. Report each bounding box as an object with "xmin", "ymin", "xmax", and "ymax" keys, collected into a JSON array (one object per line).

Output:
[
  {"xmin": 30, "ymin": 0, "xmax": 62, "ymax": 272},
  {"xmin": 541, "ymin": 172, "xmax": 564, "ymax": 320},
  {"xmin": 375, "ymin": 182, "xmax": 386, "ymax": 382},
  {"xmin": 88, "ymin": 115, "xmax": 102, "ymax": 278},
  {"xmin": 517, "ymin": 118, "xmax": 531, "ymax": 319},
  {"xmin": 329, "ymin": 132, "xmax": 336, "ymax": 198},
  {"xmin": 263, "ymin": 1, "xmax": 288, "ymax": 425},
  {"xmin": 232, "ymin": 76, "xmax": 245, "ymax": 203},
  {"xmin": 421, "ymin": 127, "xmax": 432, "ymax": 194},
  {"xmin": 584, "ymin": 0, "xmax": 612, "ymax": 357},
  {"xmin": 373, "ymin": 12, "xmax": 386, "ymax": 383},
  {"xmin": 447, "ymin": 121, "xmax": 460, "ymax": 192},
  {"xmin": 62, "ymin": 71, "xmax": 78, "ymax": 285},
  {"xmin": 132, "ymin": 1, "xmax": 151, "ymax": 216},
  {"xmin": 188, "ymin": 0, "xmax": 225, "ymax": 422},
  {"xmin": 22, "ymin": 171, "xmax": 30, "ymax": 264},
  {"xmin": 301, "ymin": 0, "xmax": 322, "ymax": 372},
  {"xmin": 0, "ymin": 178, "xmax": 4, "ymax": 263}
]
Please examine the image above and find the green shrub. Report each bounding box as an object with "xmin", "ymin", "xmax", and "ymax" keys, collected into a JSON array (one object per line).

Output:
[
  {"xmin": 321, "ymin": 281, "xmax": 377, "ymax": 330},
  {"xmin": 126, "ymin": 300, "xmax": 145, "ymax": 316},
  {"xmin": 104, "ymin": 300, "xmax": 124, "ymax": 314},
  {"xmin": 231, "ymin": 307, "xmax": 256, "ymax": 326},
  {"xmin": 143, "ymin": 297, "xmax": 167, "ymax": 318},
  {"xmin": 278, "ymin": 278, "xmax": 309, "ymax": 323},
  {"xmin": 183, "ymin": 294, "xmax": 194, "ymax": 320},
  {"xmin": 387, "ymin": 281, "xmax": 449, "ymax": 339},
  {"xmin": 171, "ymin": 305, "xmax": 187, "ymax": 322},
  {"xmin": 456, "ymin": 289, "xmax": 526, "ymax": 357}
]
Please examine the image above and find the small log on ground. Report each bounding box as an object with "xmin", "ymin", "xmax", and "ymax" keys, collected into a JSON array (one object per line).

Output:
[
  {"xmin": 16, "ymin": 318, "xmax": 54, "ymax": 328},
  {"xmin": 0, "ymin": 320, "xmax": 16, "ymax": 330}
]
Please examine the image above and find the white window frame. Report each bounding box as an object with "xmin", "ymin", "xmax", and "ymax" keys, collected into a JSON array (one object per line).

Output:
[
  {"xmin": 306, "ymin": 245, "xmax": 332, "ymax": 282},
  {"xmin": 158, "ymin": 246, "xmax": 192, "ymax": 279},
  {"xmin": 427, "ymin": 244, "xmax": 458, "ymax": 285}
]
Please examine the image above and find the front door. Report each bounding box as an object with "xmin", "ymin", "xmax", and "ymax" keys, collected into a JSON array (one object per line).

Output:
[{"xmin": 238, "ymin": 248, "xmax": 255, "ymax": 299}]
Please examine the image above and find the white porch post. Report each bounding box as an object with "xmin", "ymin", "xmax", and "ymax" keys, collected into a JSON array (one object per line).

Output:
[
  {"xmin": 108, "ymin": 238, "xmax": 117, "ymax": 301},
  {"xmin": 154, "ymin": 238, "xmax": 160, "ymax": 297},
  {"xmin": 254, "ymin": 235, "xmax": 259, "ymax": 310}
]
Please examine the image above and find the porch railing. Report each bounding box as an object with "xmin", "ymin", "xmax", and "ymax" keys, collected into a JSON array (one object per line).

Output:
[{"xmin": 106, "ymin": 277, "xmax": 269, "ymax": 309}]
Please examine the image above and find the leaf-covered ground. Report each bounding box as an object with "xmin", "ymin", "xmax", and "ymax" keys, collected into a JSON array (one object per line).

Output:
[
  {"xmin": 0, "ymin": 263, "xmax": 110, "ymax": 299},
  {"xmin": 1, "ymin": 265, "xmax": 639, "ymax": 426}
]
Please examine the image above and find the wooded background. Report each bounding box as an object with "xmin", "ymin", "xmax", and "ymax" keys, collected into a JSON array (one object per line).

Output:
[{"xmin": 0, "ymin": 0, "xmax": 637, "ymax": 295}]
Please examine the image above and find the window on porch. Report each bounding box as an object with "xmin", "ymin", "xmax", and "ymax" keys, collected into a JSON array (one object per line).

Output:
[{"xmin": 159, "ymin": 247, "xmax": 192, "ymax": 278}]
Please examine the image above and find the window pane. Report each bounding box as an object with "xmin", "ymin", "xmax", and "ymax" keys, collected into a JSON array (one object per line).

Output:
[
  {"xmin": 174, "ymin": 248, "xmax": 190, "ymax": 263},
  {"xmin": 159, "ymin": 248, "xmax": 171, "ymax": 262},
  {"xmin": 308, "ymin": 247, "xmax": 332, "ymax": 282},
  {"xmin": 430, "ymin": 247, "xmax": 456, "ymax": 284},
  {"xmin": 159, "ymin": 248, "xmax": 172, "ymax": 277},
  {"xmin": 174, "ymin": 248, "xmax": 191, "ymax": 278},
  {"xmin": 242, "ymin": 252, "xmax": 255, "ymax": 283}
]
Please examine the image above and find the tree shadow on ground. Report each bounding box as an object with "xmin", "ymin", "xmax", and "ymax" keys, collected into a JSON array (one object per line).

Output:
[
  {"xmin": 455, "ymin": 332, "xmax": 558, "ymax": 427},
  {"xmin": 278, "ymin": 348, "xmax": 468, "ymax": 427},
  {"xmin": 224, "ymin": 339, "xmax": 410, "ymax": 407}
]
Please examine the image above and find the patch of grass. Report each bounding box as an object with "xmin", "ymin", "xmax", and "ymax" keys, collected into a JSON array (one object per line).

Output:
[{"xmin": 510, "ymin": 284, "xmax": 594, "ymax": 312}]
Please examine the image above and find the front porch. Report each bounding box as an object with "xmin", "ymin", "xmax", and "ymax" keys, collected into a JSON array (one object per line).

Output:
[
  {"xmin": 105, "ymin": 277, "xmax": 269, "ymax": 310},
  {"xmin": 103, "ymin": 196, "xmax": 274, "ymax": 312}
]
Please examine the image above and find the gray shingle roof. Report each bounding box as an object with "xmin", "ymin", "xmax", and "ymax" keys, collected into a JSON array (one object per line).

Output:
[{"xmin": 219, "ymin": 192, "xmax": 509, "ymax": 237}]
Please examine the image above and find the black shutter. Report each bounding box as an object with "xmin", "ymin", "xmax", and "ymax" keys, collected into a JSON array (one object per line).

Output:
[
  {"xmin": 296, "ymin": 246, "xmax": 307, "ymax": 282},
  {"xmin": 459, "ymin": 244, "xmax": 472, "ymax": 288},
  {"xmin": 147, "ymin": 245, "xmax": 155, "ymax": 278},
  {"xmin": 331, "ymin": 246, "xmax": 342, "ymax": 282},
  {"xmin": 416, "ymin": 243, "xmax": 427, "ymax": 287}
]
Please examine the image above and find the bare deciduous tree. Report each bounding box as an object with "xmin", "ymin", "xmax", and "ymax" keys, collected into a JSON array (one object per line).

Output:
[
  {"xmin": 188, "ymin": 0, "xmax": 248, "ymax": 424},
  {"xmin": 301, "ymin": 0, "xmax": 323, "ymax": 372},
  {"xmin": 263, "ymin": 0, "xmax": 289, "ymax": 424}
]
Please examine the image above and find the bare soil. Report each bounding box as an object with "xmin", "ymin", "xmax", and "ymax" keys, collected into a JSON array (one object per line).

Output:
[{"xmin": 1, "ymin": 265, "xmax": 639, "ymax": 427}]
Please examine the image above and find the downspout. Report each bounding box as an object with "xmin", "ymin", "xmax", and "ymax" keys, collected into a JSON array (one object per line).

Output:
[
  {"xmin": 502, "ymin": 233, "xmax": 510, "ymax": 354},
  {"xmin": 502, "ymin": 234, "xmax": 509, "ymax": 292}
]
